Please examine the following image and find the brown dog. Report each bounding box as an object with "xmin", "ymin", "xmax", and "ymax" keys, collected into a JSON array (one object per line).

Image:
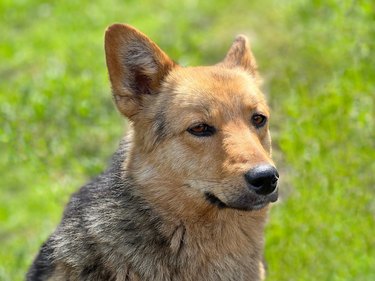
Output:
[{"xmin": 27, "ymin": 24, "xmax": 278, "ymax": 281}]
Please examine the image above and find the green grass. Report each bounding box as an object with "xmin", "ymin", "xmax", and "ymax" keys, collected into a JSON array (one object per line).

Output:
[{"xmin": 1, "ymin": 0, "xmax": 374, "ymax": 280}]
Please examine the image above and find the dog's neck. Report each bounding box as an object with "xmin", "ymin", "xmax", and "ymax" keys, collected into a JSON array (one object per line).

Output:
[{"xmin": 113, "ymin": 134, "xmax": 268, "ymax": 280}]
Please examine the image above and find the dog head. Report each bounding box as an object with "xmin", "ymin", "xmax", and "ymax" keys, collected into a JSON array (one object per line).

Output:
[{"xmin": 105, "ymin": 24, "xmax": 278, "ymax": 212}]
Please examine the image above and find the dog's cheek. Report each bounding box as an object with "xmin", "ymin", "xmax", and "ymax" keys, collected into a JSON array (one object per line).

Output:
[{"xmin": 158, "ymin": 139, "xmax": 218, "ymax": 179}]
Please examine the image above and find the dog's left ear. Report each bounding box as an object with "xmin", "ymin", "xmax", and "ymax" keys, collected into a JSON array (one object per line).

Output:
[
  {"xmin": 105, "ymin": 24, "xmax": 176, "ymax": 118},
  {"xmin": 221, "ymin": 35, "xmax": 259, "ymax": 79}
]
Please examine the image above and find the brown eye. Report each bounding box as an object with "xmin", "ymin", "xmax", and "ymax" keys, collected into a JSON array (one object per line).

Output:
[
  {"xmin": 251, "ymin": 114, "xmax": 267, "ymax": 128},
  {"xmin": 187, "ymin": 123, "xmax": 216, "ymax": 137}
]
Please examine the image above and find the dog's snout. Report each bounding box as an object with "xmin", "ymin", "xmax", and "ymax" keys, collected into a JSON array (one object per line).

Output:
[{"xmin": 244, "ymin": 165, "xmax": 279, "ymax": 195}]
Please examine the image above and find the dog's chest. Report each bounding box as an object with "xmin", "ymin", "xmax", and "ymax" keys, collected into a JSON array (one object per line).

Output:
[{"xmin": 117, "ymin": 222, "xmax": 264, "ymax": 281}]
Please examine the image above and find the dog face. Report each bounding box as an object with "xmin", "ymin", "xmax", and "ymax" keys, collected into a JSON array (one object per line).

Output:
[{"xmin": 105, "ymin": 24, "xmax": 278, "ymax": 212}]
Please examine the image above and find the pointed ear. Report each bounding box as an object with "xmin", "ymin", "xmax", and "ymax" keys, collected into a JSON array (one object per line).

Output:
[
  {"xmin": 105, "ymin": 24, "xmax": 176, "ymax": 118},
  {"xmin": 221, "ymin": 35, "xmax": 259, "ymax": 79}
]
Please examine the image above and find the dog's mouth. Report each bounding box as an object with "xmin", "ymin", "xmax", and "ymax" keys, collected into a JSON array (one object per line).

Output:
[
  {"xmin": 204, "ymin": 192, "xmax": 228, "ymax": 209},
  {"xmin": 204, "ymin": 189, "xmax": 278, "ymax": 211}
]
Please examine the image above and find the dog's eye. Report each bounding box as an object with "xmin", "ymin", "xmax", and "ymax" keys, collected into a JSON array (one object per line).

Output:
[
  {"xmin": 251, "ymin": 114, "xmax": 267, "ymax": 128},
  {"xmin": 187, "ymin": 123, "xmax": 216, "ymax": 137}
]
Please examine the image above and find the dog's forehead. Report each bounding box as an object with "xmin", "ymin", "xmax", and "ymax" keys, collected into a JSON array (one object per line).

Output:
[{"xmin": 164, "ymin": 66, "xmax": 266, "ymax": 110}]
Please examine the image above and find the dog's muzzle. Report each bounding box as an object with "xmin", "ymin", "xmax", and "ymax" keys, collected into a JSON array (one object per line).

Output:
[{"xmin": 204, "ymin": 164, "xmax": 279, "ymax": 211}]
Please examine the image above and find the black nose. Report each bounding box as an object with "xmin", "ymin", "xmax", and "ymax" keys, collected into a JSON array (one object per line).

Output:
[{"xmin": 244, "ymin": 165, "xmax": 279, "ymax": 195}]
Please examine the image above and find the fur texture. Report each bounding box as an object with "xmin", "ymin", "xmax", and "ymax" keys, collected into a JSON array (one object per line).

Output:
[{"xmin": 27, "ymin": 24, "xmax": 278, "ymax": 281}]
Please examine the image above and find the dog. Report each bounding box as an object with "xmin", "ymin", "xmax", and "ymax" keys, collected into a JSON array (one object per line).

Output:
[{"xmin": 27, "ymin": 24, "xmax": 279, "ymax": 281}]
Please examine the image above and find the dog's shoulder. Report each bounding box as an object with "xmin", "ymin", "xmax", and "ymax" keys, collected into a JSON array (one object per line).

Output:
[{"xmin": 27, "ymin": 135, "xmax": 141, "ymax": 280}]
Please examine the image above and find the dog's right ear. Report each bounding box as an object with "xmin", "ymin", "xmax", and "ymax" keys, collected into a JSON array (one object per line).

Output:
[{"xmin": 105, "ymin": 24, "xmax": 175, "ymax": 118}]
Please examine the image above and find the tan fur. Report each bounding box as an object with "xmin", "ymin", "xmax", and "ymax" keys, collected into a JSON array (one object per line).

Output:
[
  {"xmin": 28, "ymin": 24, "xmax": 276, "ymax": 281},
  {"xmin": 104, "ymin": 24, "xmax": 275, "ymax": 280}
]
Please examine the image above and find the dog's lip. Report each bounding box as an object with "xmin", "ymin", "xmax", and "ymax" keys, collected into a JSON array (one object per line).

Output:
[
  {"xmin": 250, "ymin": 188, "xmax": 278, "ymax": 210},
  {"xmin": 267, "ymin": 187, "xmax": 279, "ymax": 203},
  {"xmin": 250, "ymin": 201, "xmax": 269, "ymax": 210},
  {"xmin": 204, "ymin": 187, "xmax": 278, "ymax": 211}
]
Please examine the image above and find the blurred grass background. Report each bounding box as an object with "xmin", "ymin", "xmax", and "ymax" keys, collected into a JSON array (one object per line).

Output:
[{"xmin": 0, "ymin": 0, "xmax": 374, "ymax": 280}]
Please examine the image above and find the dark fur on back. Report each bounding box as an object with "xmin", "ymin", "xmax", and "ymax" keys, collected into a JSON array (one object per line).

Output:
[{"xmin": 27, "ymin": 138, "xmax": 175, "ymax": 280}]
